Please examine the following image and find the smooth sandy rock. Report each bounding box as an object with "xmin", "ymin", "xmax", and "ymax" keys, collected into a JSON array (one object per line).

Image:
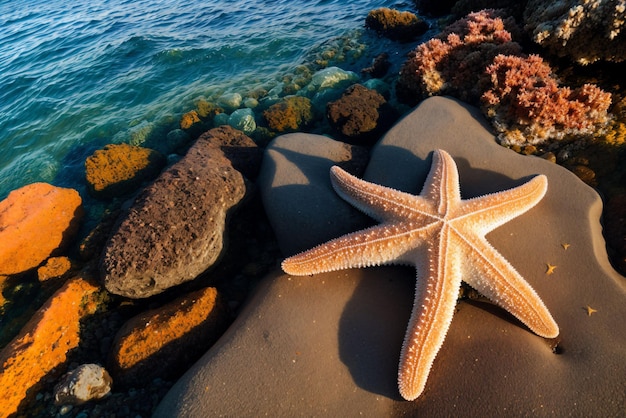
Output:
[
  {"xmin": 0, "ymin": 277, "xmax": 100, "ymax": 418},
  {"xmin": 53, "ymin": 363, "xmax": 112, "ymax": 405},
  {"xmin": 85, "ymin": 143, "xmax": 166, "ymax": 199},
  {"xmin": 101, "ymin": 126, "xmax": 251, "ymax": 298},
  {"xmin": 0, "ymin": 183, "xmax": 83, "ymax": 276},
  {"xmin": 257, "ymin": 133, "xmax": 369, "ymax": 255},
  {"xmin": 155, "ymin": 97, "xmax": 626, "ymax": 416},
  {"xmin": 108, "ymin": 287, "xmax": 227, "ymax": 388}
]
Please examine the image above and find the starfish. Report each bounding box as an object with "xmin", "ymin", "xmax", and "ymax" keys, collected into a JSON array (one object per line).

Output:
[{"xmin": 282, "ymin": 149, "xmax": 559, "ymax": 401}]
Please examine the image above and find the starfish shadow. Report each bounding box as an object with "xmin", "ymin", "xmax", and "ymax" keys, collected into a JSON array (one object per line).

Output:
[{"xmin": 337, "ymin": 266, "xmax": 415, "ymax": 400}]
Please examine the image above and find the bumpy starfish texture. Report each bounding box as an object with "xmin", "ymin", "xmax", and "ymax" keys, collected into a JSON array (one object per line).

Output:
[{"xmin": 282, "ymin": 149, "xmax": 559, "ymax": 401}]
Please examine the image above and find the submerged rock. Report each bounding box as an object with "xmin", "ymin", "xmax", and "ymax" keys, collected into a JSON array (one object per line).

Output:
[
  {"xmin": 0, "ymin": 183, "xmax": 83, "ymax": 276},
  {"xmin": 155, "ymin": 97, "xmax": 626, "ymax": 416},
  {"xmin": 263, "ymin": 96, "xmax": 313, "ymax": 133},
  {"xmin": 179, "ymin": 110, "xmax": 201, "ymax": 130},
  {"xmin": 100, "ymin": 126, "xmax": 252, "ymax": 298},
  {"xmin": 305, "ymin": 66, "xmax": 359, "ymax": 94},
  {"xmin": 228, "ymin": 108, "xmax": 256, "ymax": 135},
  {"xmin": 217, "ymin": 92, "xmax": 243, "ymax": 112}
]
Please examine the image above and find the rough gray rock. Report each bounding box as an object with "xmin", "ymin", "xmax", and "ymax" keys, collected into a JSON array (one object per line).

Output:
[
  {"xmin": 101, "ymin": 126, "xmax": 254, "ymax": 298},
  {"xmin": 155, "ymin": 97, "xmax": 626, "ymax": 416}
]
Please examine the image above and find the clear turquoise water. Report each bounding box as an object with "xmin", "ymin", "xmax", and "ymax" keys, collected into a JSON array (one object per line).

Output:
[{"xmin": 0, "ymin": 0, "xmax": 405, "ymax": 204}]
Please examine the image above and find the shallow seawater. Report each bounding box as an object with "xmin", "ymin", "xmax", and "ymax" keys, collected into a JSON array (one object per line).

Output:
[{"xmin": 0, "ymin": 0, "xmax": 419, "ymax": 211}]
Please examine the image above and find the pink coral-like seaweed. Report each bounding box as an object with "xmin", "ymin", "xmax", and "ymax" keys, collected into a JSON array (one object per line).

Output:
[{"xmin": 481, "ymin": 54, "xmax": 612, "ymax": 145}]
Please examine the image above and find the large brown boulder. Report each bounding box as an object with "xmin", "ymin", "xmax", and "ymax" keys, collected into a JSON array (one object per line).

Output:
[
  {"xmin": 85, "ymin": 143, "xmax": 166, "ymax": 199},
  {"xmin": 100, "ymin": 126, "xmax": 253, "ymax": 298},
  {"xmin": 0, "ymin": 183, "xmax": 83, "ymax": 276}
]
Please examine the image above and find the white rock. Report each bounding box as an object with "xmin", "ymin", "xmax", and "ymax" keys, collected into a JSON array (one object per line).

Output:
[
  {"xmin": 54, "ymin": 364, "xmax": 112, "ymax": 405},
  {"xmin": 244, "ymin": 97, "xmax": 259, "ymax": 109},
  {"xmin": 306, "ymin": 66, "xmax": 358, "ymax": 94},
  {"xmin": 217, "ymin": 93, "xmax": 242, "ymax": 112}
]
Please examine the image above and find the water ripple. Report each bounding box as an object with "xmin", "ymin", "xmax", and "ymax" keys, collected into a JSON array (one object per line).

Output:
[{"xmin": 0, "ymin": 0, "xmax": 405, "ymax": 199}]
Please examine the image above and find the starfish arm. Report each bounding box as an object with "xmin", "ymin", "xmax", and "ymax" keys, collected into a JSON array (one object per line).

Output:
[
  {"xmin": 282, "ymin": 223, "xmax": 436, "ymax": 276},
  {"xmin": 455, "ymin": 174, "xmax": 547, "ymax": 235},
  {"xmin": 330, "ymin": 166, "xmax": 436, "ymax": 223},
  {"xmin": 419, "ymin": 150, "xmax": 461, "ymax": 215},
  {"xmin": 457, "ymin": 233, "xmax": 559, "ymax": 338},
  {"xmin": 398, "ymin": 227, "xmax": 461, "ymax": 401}
]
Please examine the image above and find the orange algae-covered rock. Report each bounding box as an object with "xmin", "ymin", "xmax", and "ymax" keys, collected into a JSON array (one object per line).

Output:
[
  {"xmin": 263, "ymin": 96, "xmax": 313, "ymax": 132},
  {"xmin": 365, "ymin": 8, "xmax": 428, "ymax": 41},
  {"xmin": 108, "ymin": 286, "xmax": 227, "ymax": 387},
  {"xmin": 37, "ymin": 256, "xmax": 75, "ymax": 282},
  {"xmin": 180, "ymin": 110, "xmax": 201, "ymax": 129},
  {"xmin": 85, "ymin": 143, "xmax": 166, "ymax": 198},
  {"xmin": 0, "ymin": 277, "xmax": 100, "ymax": 418},
  {"xmin": 0, "ymin": 183, "xmax": 83, "ymax": 276}
]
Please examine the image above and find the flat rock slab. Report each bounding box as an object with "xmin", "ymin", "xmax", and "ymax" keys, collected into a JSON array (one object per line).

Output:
[
  {"xmin": 0, "ymin": 183, "xmax": 83, "ymax": 276},
  {"xmin": 155, "ymin": 97, "xmax": 626, "ymax": 416}
]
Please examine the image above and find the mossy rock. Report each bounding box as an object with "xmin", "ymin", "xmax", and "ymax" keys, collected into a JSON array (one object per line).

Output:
[
  {"xmin": 85, "ymin": 143, "xmax": 166, "ymax": 199},
  {"xmin": 263, "ymin": 96, "xmax": 314, "ymax": 133}
]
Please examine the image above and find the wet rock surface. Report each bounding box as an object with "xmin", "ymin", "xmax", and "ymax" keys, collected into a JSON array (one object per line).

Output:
[
  {"xmin": 0, "ymin": 277, "xmax": 101, "ymax": 417},
  {"xmin": 365, "ymin": 7, "xmax": 429, "ymax": 41},
  {"xmin": 326, "ymin": 83, "xmax": 397, "ymax": 143}
]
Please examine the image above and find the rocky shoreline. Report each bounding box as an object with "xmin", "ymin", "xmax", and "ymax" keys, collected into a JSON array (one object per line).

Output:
[{"xmin": 1, "ymin": 2, "xmax": 625, "ymax": 417}]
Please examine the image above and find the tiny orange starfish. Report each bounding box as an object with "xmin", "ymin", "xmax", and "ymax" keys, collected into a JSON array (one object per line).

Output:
[
  {"xmin": 585, "ymin": 305, "xmax": 598, "ymax": 316},
  {"xmin": 546, "ymin": 264, "xmax": 557, "ymax": 275}
]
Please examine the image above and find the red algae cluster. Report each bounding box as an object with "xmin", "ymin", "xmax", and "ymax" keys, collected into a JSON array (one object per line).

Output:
[
  {"xmin": 397, "ymin": 9, "xmax": 612, "ymax": 145},
  {"xmin": 482, "ymin": 54, "xmax": 612, "ymax": 145}
]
